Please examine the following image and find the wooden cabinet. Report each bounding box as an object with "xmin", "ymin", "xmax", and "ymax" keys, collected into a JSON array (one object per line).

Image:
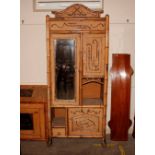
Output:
[
  {"xmin": 46, "ymin": 4, "xmax": 109, "ymax": 141},
  {"xmin": 20, "ymin": 85, "xmax": 47, "ymax": 140},
  {"xmin": 20, "ymin": 104, "xmax": 45, "ymax": 140}
]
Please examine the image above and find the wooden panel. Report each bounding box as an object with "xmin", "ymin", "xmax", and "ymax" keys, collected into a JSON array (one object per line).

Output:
[
  {"xmin": 82, "ymin": 98, "xmax": 102, "ymax": 105},
  {"xmin": 49, "ymin": 21, "xmax": 105, "ymax": 31},
  {"xmin": 20, "ymin": 104, "xmax": 45, "ymax": 140},
  {"xmin": 20, "ymin": 85, "xmax": 47, "ymax": 103},
  {"xmin": 68, "ymin": 107, "xmax": 103, "ymax": 136},
  {"xmin": 109, "ymin": 54, "xmax": 133, "ymax": 141},
  {"xmin": 82, "ymin": 82, "xmax": 101, "ymax": 98},
  {"xmin": 83, "ymin": 34, "xmax": 105, "ymax": 77},
  {"xmin": 54, "ymin": 108, "xmax": 66, "ymax": 117},
  {"xmin": 52, "ymin": 128, "xmax": 66, "ymax": 137},
  {"xmin": 52, "ymin": 117, "xmax": 66, "ymax": 127}
]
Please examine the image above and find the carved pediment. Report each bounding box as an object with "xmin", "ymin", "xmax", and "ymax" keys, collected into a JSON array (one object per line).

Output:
[{"xmin": 52, "ymin": 4, "xmax": 103, "ymax": 18}]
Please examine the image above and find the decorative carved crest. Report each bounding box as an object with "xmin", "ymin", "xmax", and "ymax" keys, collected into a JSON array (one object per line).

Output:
[{"xmin": 52, "ymin": 4, "xmax": 103, "ymax": 18}]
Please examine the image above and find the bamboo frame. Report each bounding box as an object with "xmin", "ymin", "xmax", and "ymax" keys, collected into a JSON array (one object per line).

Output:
[
  {"xmin": 103, "ymin": 15, "xmax": 109, "ymax": 142},
  {"xmin": 46, "ymin": 4, "xmax": 109, "ymax": 141},
  {"xmin": 46, "ymin": 15, "xmax": 52, "ymax": 140}
]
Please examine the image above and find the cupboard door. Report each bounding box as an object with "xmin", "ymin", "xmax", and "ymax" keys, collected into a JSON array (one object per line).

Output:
[
  {"xmin": 68, "ymin": 107, "xmax": 103, "ymax": 137},
  {"xmin": 83, "ymin": 34, "xmax": 105, "ymax": 77},
  {"xmin": 50, "ymin": 34, "xmax": 80, "ymax": 106},
  {"xmin": 20, "ymin": 104, "xmax": 45, "ymax": 140}
]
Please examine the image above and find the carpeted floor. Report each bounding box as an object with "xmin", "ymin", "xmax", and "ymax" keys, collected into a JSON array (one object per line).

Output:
[{"xmin": 21, "ymin": 135, "xmax": 135, "ymax": 155}]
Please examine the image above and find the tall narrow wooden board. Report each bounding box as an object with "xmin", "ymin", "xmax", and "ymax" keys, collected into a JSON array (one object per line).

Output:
[{"xmin": 109, "ymin": 54, "xmax": 133, "ymax": 141}]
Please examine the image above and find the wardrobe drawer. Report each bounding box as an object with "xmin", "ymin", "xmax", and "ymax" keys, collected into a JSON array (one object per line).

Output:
[{"xmin": 52, "ymin": 128, "xmax": 66, "ymax": 137}]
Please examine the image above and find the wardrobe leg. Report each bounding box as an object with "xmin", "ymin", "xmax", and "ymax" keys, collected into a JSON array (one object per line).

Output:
[
  {"xmin": 47, "ymin": 137, "xmax": 52, "ymax": 146},
  {"xmin": 101, "ymin": 137, "xmax": 107, "ymax": 148}
]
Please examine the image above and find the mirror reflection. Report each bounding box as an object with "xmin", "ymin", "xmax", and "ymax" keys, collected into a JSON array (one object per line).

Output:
[{"xmin": 55, "ymin": 39, "xmax": 75, "ymax": 100}]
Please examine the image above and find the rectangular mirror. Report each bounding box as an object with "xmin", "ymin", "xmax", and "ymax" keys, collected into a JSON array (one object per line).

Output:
[{"xmin": 54, "ymin": 39, "xmax": 75, "ymax": 100}]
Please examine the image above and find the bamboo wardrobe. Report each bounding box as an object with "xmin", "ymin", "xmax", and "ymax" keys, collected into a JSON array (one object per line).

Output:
[{"xmin": 46, "ymin": 4, "xmax": 109, "ymax": 143}]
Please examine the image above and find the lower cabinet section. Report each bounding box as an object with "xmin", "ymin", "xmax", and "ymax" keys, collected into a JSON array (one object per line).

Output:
[
  {"xmin": 51, "ymin": 107, "xmax": 104, "ymax": 138},
  {"xmin": 20, "ymin": 104, "xmax": 45, "ymax": 140}
]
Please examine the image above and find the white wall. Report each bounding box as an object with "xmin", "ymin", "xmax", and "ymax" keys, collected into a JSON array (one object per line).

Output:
[{"xmin": 20, "ymin": 0, "xmax": 135, "ymax": 133}]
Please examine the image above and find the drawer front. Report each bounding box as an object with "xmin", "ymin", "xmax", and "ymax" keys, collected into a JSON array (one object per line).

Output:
[
  {"xmin": 52, "ymin": 128, "xmax": 66, "ymax": 137},
  {"xmin": 68, "ymin": 107, "xmax": 103, "ymax": 137}
]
